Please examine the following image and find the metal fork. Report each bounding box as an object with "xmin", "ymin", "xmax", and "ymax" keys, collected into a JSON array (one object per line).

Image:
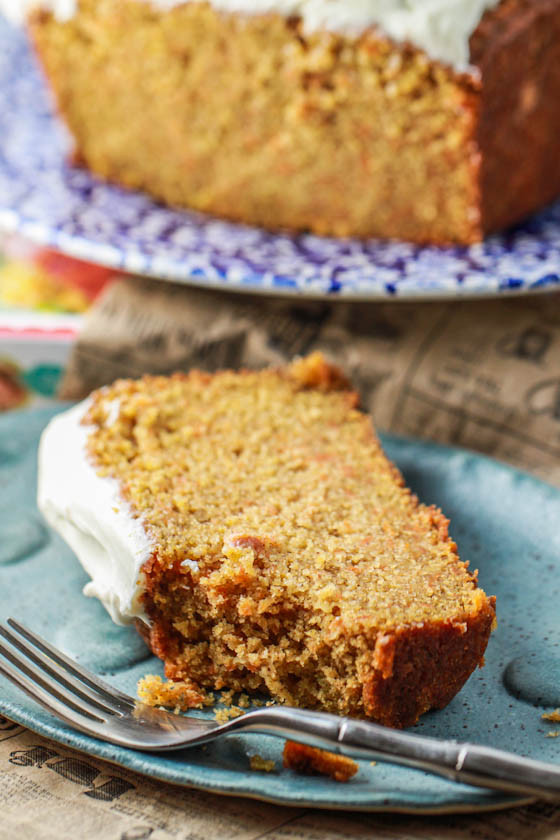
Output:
[{"xmin": 1, "ymin": 618, "xmax": 559, "ymax": 802}]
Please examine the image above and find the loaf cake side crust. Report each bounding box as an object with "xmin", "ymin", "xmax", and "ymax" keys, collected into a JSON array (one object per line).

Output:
[
  {"xmin": 472, "ymin": 0, "xmax": 560, "ymax": 234},
  {"xmin": 28, "ymin": 0, "xmax": 483, "ymax": 244},
  {"xmin": 79, "ymin": 354, "xmax": 496, "ymax": 727}
]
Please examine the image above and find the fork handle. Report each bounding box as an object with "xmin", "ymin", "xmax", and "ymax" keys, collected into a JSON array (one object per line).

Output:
[
  {"xmin": 337, "ymin": 716, "xmax": 560, "ymax": 801},
  {"xmin": 229, "ymin": 707, "xmax": 560, "ymax": 801}
]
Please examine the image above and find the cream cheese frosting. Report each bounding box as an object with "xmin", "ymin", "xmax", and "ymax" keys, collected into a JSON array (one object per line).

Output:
[
  {"xmin": 37, "ymin": 399, "xmax": 153, "ymax": 625},
  {"xmin": 1, "ymin": 0, "xmax": 501, "ymax": 69}
]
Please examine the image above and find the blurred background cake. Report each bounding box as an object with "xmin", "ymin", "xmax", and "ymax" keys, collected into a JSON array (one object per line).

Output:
[{"xmin": 4, "ymin": 0, "xmax": 559, "ymax": 244}]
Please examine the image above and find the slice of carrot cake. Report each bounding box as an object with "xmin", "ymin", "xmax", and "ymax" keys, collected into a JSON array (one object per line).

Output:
[{"xmin": 37, "ymin": 353, "xmax": 496, "ymax": 727}]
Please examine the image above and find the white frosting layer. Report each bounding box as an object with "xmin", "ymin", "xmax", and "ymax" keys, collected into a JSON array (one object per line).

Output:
[
  {"xmin": 0, "ymin": 0, "xmax": 75, "ymax": 24},
  {"xmin": 37, "ymin": 399, "xmax": 153, "ymax": 626},
  {"xmin": 1, "ymin": 0, "xmax": 500, "ymax": 69}
]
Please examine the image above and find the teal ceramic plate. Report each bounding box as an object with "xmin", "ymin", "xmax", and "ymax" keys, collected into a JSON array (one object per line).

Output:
[{"xmin": 1, "ymin": 406, "xmax": 559, "ymax": 814}]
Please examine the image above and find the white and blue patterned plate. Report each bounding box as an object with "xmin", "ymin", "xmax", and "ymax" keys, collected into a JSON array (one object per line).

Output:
[{"xmin": 1, "ymin": 17, "xmax": 560, "ymax": 299}]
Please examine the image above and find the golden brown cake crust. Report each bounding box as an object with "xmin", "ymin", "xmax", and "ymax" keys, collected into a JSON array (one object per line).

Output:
[
  {"xmin": 472, "ymin": 0, "xmax": 560, "ymax": 234},
  {"xmin": 82, "ymin": 354, "xmax": 496, "ymax": 728}
]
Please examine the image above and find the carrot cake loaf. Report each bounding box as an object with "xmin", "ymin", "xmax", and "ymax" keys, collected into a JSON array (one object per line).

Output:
[
  {"xmin": 4, "ymin": 0, "xmax": 560, "ymax": 244},
  {"xmin": 37, "ymin": 354, "xmax": 496, "ymax": 727}
]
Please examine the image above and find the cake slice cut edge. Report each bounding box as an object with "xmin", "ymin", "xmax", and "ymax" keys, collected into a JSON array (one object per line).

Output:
[{"xmin": 38, "ymin": 353, "xmax": 496, "ymax": 728}]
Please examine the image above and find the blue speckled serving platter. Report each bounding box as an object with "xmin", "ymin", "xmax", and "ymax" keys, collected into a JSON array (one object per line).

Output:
[
  {"xmin": 1, "ymin": 17, "xmax": 560, "ymax": 299},
  {"xmin": 1, "ymin": 405, "xmax": 559, "ymax": 813}
]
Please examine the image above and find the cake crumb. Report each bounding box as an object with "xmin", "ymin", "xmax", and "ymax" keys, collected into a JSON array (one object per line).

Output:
[
  {"xmin": 542, "ymin": 709, "xmax": 560, "ymax": 723},
  {"xmin": 219, "ymin": 689, "xmax": 235, "ymax": 707},
  {"xmin": 250, "ymin": 754, "xmax": 276, "ymax": 773},
  {"xmin": 137, "ymin": 674, "xmax": 210, "ymax": 711},
  {"xmin": 214, "ymin": 706, "xmax": 245, "ymax": 723},
  {"xmin": 283, "ymin": 741, "xmax": 358, "ymax": 782},
  {"xmin": 546, "ymin": 731, "xmax": 560, "ymax": 738}
]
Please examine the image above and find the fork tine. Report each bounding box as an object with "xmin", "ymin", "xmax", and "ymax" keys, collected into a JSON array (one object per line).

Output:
[
  {"xmin": 7, "ymin": 619, "xmax": 135, "ymax": 709},
  {"xmin": 0, "ymin": 624, "xmax": 127, "ymax": 718},
  {"xmin": 0, "ymin": 657, "xmax": 105, "ymax": 728},
  {"xmin": 0, "ymin": 638, "xmax": 109, "ymax": 723}
]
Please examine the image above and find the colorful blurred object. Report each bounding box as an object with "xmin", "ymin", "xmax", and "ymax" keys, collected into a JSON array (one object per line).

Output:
[
  {"xmin": 0, "ymin": 232, "xmax": 116, "ymax": 411},
  {"xmin": 0, "ymin": 313, "xmax": 78, "ymax": 411},
  {"xmin": 0, "ymin": 258, "xmax": 91, "ymax": 312},
  {"xmin": 0, "ymin": 359, "xmax": 28, "ymax": 411},
  {"xmin": 0, "ymin": 234, "xmax": 114, "ymax": 313}
]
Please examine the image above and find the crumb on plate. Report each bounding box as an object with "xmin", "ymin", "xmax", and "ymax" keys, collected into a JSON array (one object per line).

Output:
[
  {"xmin": 250, "ymin": 754, "xmax": 276, "ymax": 773},
  {"xmin": 214, "ymin": 706, "xmax": 245, "ymax": 723},
  {"xmin": 137, "ymin": 674, "xmax": 211, "ymax": 711},
  {"xmin": 283, "ymin": 741, "xmax": 358, "ymax": 782}
]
